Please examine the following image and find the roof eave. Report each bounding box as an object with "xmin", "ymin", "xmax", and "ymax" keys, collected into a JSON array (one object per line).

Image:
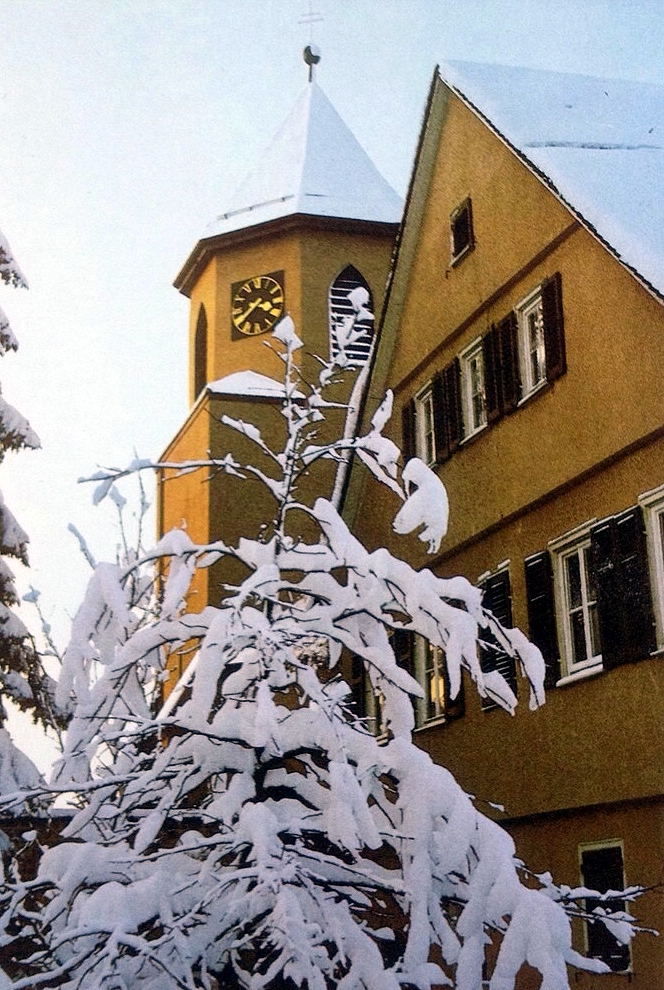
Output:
[{"xmin": 174, "ymin": 213, "xmax": 401, "ymax": 298}]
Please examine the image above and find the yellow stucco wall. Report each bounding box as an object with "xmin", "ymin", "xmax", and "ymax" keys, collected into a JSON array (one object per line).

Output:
[
  {"xmin": 185, "ymin": 223, "xmax": 395, "ymax": 405},
  {"xmin": 348, "ymin": 76, "xmax": 664, "ymax": 983}
]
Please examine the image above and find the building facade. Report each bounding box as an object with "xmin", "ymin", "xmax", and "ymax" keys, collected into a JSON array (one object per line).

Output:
[
  {"xmin": 160, "ymin": 57, "xmax": 664, "ymax": 984},
  {"xmin": 345, "ymin": 63, "xmax": 664, "ymax": 985}
]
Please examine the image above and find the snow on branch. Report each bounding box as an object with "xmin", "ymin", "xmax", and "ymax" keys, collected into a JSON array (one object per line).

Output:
[{"xmin": 0, "ymin": 320, "xmax": 644, "ymax": 990}]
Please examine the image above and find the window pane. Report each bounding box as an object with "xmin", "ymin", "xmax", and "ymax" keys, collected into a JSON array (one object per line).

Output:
[
  {"xmin": 527, "ymin": 304, "xmax": 545, "ymax": 384},
  {"xmin": 566, "ymin": 552, "xmax": 582, "ymax": 609},
  {"xmin": 588, "ymin": 603, "xmax": 602, "ymax": 659},
  {"xmin": 571, "ymin": 609, "xmax": 588, "ymax": 664},
  {"xmin": 583, "ymin": 546, "xmax": 597, "ymax": 602}
]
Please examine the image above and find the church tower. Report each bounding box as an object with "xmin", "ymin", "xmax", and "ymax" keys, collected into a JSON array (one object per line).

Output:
[{"xmin": 158, "ymin": 56, "xmax": 402, "ymax": 680}]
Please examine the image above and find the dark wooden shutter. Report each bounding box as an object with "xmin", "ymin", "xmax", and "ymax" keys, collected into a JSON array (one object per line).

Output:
[
  {"xmin": 589, "ymin": 516, "xmax": 621, "ymax": 669},
  {"xmin": 480, "ymin": 570, "xmax": 517, "ymax": 705},
  {"xmin": 524, "ymin": 551, "xmax": 560, "ymax": 686},
  {"xmin": 591, "ymin": 506, "xmax": 656, "ymax": 669},
  {"xmin": 498, "ymin": 311, "xmax": 520, "ymax": 413},
  {"xmin": 483, "ymin": 325, "xmax": 503, "ymax": 423},
  {"xmin": 401, "ymin": 399, "xmax": 416, "ymax": 461},
  {"xmin": 542, "ymin": 272, "xmax": 566, "ymax": 382},
  {"xmin": 392, "ymin": 628, "xmax": 415, "ymax": 676},
  {"xmin": 443, "ymin": 358, "xmax": 462, "ymax": 455},
  {"xmin": 431, "ymin": 372, "xmax": 449, "ymax": 463}
]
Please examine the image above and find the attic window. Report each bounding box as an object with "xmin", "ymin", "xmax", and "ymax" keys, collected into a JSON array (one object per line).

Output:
[{"xmin": 450, "ymin": 198, "xmax": 474, "ymax": 265}]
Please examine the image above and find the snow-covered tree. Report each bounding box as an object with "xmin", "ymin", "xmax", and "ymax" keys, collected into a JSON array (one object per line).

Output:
[
  {"xmin": 0, "ymin": 229, "xmax": 58, "ymax": 734},
  {"xmin": 0, "ymin": 318, "xmax": 643, "ymax": 989}
]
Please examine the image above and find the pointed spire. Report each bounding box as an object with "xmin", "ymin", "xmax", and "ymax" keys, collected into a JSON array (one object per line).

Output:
[{"xmin": 206, "ymin": 82, "xmax": 402, "ymax": 238}]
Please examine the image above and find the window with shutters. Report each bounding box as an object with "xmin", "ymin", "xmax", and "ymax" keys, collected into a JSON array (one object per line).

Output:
[
  {"xmin": 478, "ymin": 565, "xmax": 517, "ymax": 710},
  {"xmin": 550, "ymin": 522, "xmax": 602, "ymax": 677},
  {"xmin": 535, "ymin": 507, "xmax": 657, "ymax": 683},
  {"xmin": 639, "ymin": 484, "xmax": 664, "ymax": 649},
  {"xmin": 450, "ymin": 197, "xmax": 474, "ymax": 265},
  {"xmin": 459, "ymin": 338, "xmax": 487, "ymax": 439},
  {"xmin": 329, "ymin": 266, "xmax": 374, "ymax": 366},
  {"xmin": 579, "ymin": 842, "xmax": 631, "ymax": 972},
  {"xmin": 484, "ymin": 274, "xmax": 566, "ymax": 416}
]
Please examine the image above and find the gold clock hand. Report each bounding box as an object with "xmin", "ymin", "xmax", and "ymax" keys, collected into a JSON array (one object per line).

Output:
[{"xmin": 237, "ymin": 297, "xmax": 263, "ymax": 323}]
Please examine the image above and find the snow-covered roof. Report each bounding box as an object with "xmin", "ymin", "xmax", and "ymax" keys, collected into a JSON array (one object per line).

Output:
[
  {"xmin": 205, "ymin": 82, "xmax": 403, "ymax": 238},
  {"xmin": 440, "ymin": 61, "xmax": 664, "ymax": 298},
  {"xmin": 208, "ymin": 371, "xmax": 302, "ymax": 399}
]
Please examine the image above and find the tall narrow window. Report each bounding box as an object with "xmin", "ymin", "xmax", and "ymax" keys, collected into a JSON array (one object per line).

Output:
[
  {"xmin": 580, "ymin": 843, "xmax": 631, "ymax": 973},
  {"xmin": 413, "ymin": 637, "xmax": 464, "ymax": 727},
  {"xmin": 517, "ymin": 288, "xmax": 546, "ymax": 395},
  {"xmin": 550, "ymin": 523, "xmax": 603, "ymax": 677},
  {"xmin": 329, "ymin": 266, "xmax": 374, "ymax": 366},
  {"xmin": 194, "ymin": 304, "xmax": 208, "ymax": 399},
  {"xmin": 515, "ymin": 273, "xmax": 566, "ymax": 401},
  {"xmin": 639, "ymin": 484, "xmax": 664, "ymax": 648},
  {"xmin": 415, "ymin": 384, "xmax": 436, "ymax": 466},
  {"xmin": 561, "ymin": 541, "xmax": 601, "ymax": 672},
  {"xmin": 460, "ymin": 338, "xmax": 487, "ymax": 438}
]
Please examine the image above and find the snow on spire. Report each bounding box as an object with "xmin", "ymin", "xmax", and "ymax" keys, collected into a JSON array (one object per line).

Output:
[{"xmin": 206, "ymin": 79, "xmax": 402, "ymax": 237}]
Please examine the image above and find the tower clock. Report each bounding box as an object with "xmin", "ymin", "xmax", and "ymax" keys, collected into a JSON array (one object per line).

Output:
[{"xmin": 231, "ymin": 271, "xmax": 285, "ymax": 337}]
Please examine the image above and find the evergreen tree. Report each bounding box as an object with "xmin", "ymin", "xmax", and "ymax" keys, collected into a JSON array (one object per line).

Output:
[
  {"xmin": 0, "ymin": 228, "xmax": 58, "ymax": 734},
  {"xmin": 0, "ymin": 319, "xmax": 642, "ymax": 989}
]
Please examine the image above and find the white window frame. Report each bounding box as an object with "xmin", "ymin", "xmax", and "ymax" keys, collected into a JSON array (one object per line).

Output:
[
  {"xmin": 578, "ymin": 839, "xmax": 631, "ymax": 973},
  {"xmin": 459, "ymin": 337, "xmax": 487, "ymax": 440},
  {"xmin": 550, "ymin": 521, "xmax": 602, "ymax": 679},
  {"xmin": 414, "ymin": 383, "xmax": 436, "ymax": 467},
  {"xmin": 413, "ymin": 636, "xmax": 447, "ymax": 727},
  {"xmin": 639, "ymin": 483, "xmax": 664, "ymax": 650},
  {"xmin": 516, "ymin": 284, "xmax": 546, "ymax": 399}
]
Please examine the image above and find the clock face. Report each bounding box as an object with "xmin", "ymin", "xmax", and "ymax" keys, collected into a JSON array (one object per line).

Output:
[{"xmin": 231, "ymin": 273, "xmax": 285, "ymax": 337}]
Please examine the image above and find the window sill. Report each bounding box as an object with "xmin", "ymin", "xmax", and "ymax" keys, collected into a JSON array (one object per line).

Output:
[
  {"xmin": 556, "ymin": 662, "xmax": 603, "ymax": 687},
  {"xmin": 414, "ymin": 715, "xmax": 446, "ymax": 732},
  {"xmin": 517, "ymin": 379, "xmax": 548, "ymax": 408},
  {"xmin": 449, "ymin": 243, "xmax": 474, "ymax": 269},
  {"xmin": 460, "ymin": 423, "xmax": 488, "ymax": 446}
]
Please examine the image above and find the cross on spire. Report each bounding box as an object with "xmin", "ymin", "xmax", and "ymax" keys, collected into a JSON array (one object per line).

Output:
[{"xmin": 299, "ymin": 2, "xmax": 323, "ymax": 82}]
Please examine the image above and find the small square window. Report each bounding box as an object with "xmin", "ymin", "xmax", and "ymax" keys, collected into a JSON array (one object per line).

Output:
[
  {"xmin": 579, "ymin": 842, "xmax": 631, "ymax": 973},
  {"xmin": 450, "ymin": 198, "xmax": 474, "ymax": 264},
  {"xmin": 516, "ymin": 285, "xmax": 546, "ymax": 397},
  {"xmin": 459, "ymin": 338, "xmax": 487, "ymax": 438},
  {"xmin": 550, "ymin": 523, "xmax": 603, "ymax": 678}
]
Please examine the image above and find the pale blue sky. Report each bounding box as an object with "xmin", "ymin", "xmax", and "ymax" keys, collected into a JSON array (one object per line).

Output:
[{"xmin": 0, "ymin": 0, "xmax": 662, "ymax": 699}]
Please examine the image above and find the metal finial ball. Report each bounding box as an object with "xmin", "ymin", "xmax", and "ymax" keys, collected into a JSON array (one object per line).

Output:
[{"xmin": 303, "ymin": 44, "xmax": 321, "ymax": 68}]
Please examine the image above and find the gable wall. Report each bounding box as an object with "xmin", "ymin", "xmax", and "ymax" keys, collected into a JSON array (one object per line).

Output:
[{"xmin": 348, "ymin": 80, "xmax": 664, "ymax": 974}]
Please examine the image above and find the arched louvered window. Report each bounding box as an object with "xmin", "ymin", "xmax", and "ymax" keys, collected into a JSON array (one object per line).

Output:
[
  {"xmin": 329, "ymin": 266, "xmax": 374, "ymax": 366},
  {"xmin": 194, "ymin": 304, "xmax": 208, "ymax": 399}
]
